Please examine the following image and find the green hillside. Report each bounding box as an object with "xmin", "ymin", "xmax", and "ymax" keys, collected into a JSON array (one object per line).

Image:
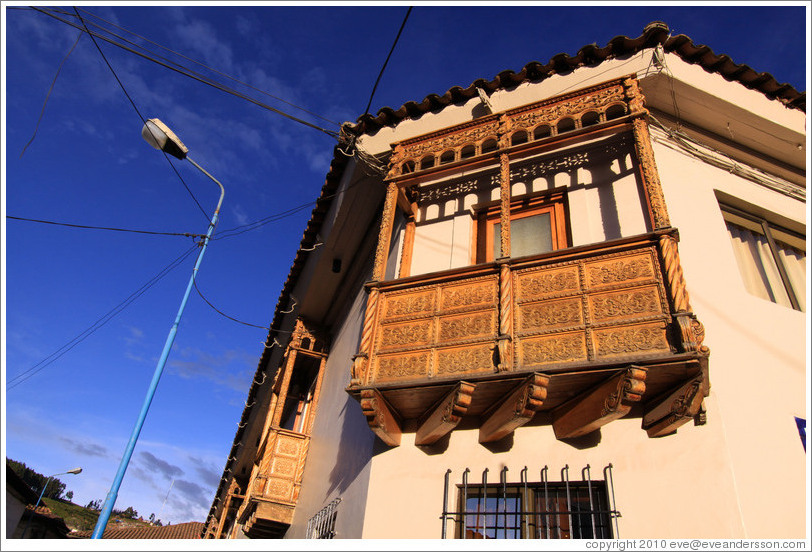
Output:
[{"xmin": 41, "ymin": 498, "xmax": 154, "ymax": 533}]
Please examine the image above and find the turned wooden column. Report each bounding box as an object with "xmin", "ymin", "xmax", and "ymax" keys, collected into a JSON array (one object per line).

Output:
[
  {"xmin": 352, "ymin": 181, "xmax": 399, "ymax": 386},
  {"xmin": 496, "ymin": 133, "xmax": 514, "ymax": 371}
]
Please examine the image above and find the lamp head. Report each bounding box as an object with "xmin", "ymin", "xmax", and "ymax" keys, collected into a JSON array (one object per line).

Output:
[
  {"xmin": 67, "ymin": 468, "xmax": 83, "ymax": 475},
  {"xmin": 141, "ymin": 118, "xmax": 189, "ymax": 160}
]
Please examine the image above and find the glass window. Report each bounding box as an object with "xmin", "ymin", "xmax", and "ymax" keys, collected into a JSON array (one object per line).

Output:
[
  {"xmin": 722, "ymin": 205, "xmax": 805, "ymax": 312},
  {"xmin": 457, "ymin": 482, "xmax": 613, "ymax": 539},
  {"xmin": 477, "ymin": 192, "xmax": 567, "ymax": 263}
]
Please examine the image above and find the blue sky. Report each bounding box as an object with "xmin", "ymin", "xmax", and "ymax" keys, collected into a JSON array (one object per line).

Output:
[{"xmin": 2, "ymin": 1, "xmax": 808, "ymax": 532}]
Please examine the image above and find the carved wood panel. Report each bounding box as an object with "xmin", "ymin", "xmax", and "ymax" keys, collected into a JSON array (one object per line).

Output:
[
  {"xmin": 371, "ymin": 275, "xmax": 499, "ymax": 384},
  {"xmin": 513, "ymin": 245, "xmax": 670, "ymax": 368},
  {"xmin": 388, "ymin": 78, "xmax": 634, "ymax": 179},
  {"xmin": 254, "ymin": 430, "xmax": 309, "ymax": 505}
]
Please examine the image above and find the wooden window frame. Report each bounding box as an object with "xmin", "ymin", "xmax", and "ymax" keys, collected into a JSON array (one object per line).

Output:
[
  {"xmin": 474, "ymin": 191, "xmax": 568, "ymax": 264},
  {"xmin": 721, "ymin": 203, "xmax": 805, "ymax": 312}
]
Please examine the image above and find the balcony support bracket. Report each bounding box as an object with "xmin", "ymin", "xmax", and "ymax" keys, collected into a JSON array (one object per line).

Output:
[
  {"xmin": 479, "ymin": 372, "xmax": 549, "ymax": 443},
  {"xmin": 360, "ymin": 388, "xmax": 402, "ymax": 447},
  {"xmin": 642, "ymin": 370, "xmax": 708, "ymax": 438},
  {"xmin": 553, "ymin": 365, "xmax": 647, "ymax": 439},
  {"xmin": 415, "ymin": 381, "xmax": 477, "ymax": 445}
]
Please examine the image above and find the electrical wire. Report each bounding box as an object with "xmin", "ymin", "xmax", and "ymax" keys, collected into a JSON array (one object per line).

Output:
[
  {"xmin": 31, "ymin": 7, "xmax": 340, "ymax": 139},
  {"xmin": 192, "ymin": 278, "xmax": 274, "ymax": 331},
  {"xmin": 362, "ymin": 7, "xmax": 413, "ymax": 117},
  {"xmin": 6, "ymin": 244, "xmax": 200, "ymax": 391},
  {"xmin": 19, "ymin": 29, "xmax": 83, "ymax": 158},
  {"xmin": 648, "ymin": 115, "xmax": 805, "ymax": 201},
  {"xmin": 7, "ymin": 215, "xmax": 207, "ymax": 239},
  {"xmin": 69, "ymin": 7, "xmax": 212, "ymax": 223},
  {"xmin": 72, "ymin": 6, "xmax": 341, "ymax": 128}
]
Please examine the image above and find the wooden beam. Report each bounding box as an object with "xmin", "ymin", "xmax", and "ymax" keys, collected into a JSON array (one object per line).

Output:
[
  {"xmin": 360, "ymin": 389, "xmax": 402, "ymax": 446},
  {"xmin": 479, "ymin": 373, "xmax": 549, "ymax": 443},
  {"xmin": 642, "ymin": 373, "xmax": 707, "ymax": 437},
  {"xmin": 415, "ymin": 381, "xmax": 476, "ymax": 445},
  {"xmin": 553, "ymin": 366, "xmax": 647, "ymax": 439},
  {"xmin": 396, "ymin": 185, "xmax": 415, "ymax": 217}
]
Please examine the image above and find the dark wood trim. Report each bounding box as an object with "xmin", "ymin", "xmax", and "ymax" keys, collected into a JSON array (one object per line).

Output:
[
  {"xmin": 552, "ymin": 366, "xmax": 647, "ymax": 439},
  {"xmin": 360, "ymin": 388, "xmax": 402, "ymax": 446},
  {"xmin": 479, "ymin": 373, "xmax": 550, "ymax": 442},
  {"xmin": 642, "ymin": 372, "xmax": 708, "ymax": 437},
  {"xmin": 415, "ymin": 381, "xmax": 476, "ymax": 445}
]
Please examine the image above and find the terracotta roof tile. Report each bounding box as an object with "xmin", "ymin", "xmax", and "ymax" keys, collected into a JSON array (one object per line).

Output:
[
  {"xmin": 350, "ymin": 21, "xmax": 804, "ymax": 135},
  {"xmin": 70, "ymin": 521, "xmax": 204, "ymax": 539}
]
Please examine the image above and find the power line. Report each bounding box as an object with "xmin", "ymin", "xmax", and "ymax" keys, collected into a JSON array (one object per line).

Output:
[
  {"xmin": 193, "ymin": 278, "xmax": 271, "ymax": 331},
  {"xmin": 69, "ymin": 7, "xmax": 212, "ymax": 223},
  {"xmin": 72, "ymin": 6, "xmax": 341, "ymax": 128},
  {"xmin": 19, "ymin": 29, "xmax": 83, "ymax": 158},
  {"xmin": 7, "ymin": 215, "xmax": 207, "ymax": 239},
  {"xmin": 6, "ymin": 244, "xmax": 200, "ymax": 391},
  {"xmin": 31, "ymin": 7, "xmax": 340, "ymax": 139},
  {"xmin": 362, "ymin": 7, "xmax": 413, "ymax": 117}
]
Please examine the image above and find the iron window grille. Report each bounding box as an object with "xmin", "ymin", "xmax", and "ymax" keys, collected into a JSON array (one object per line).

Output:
[
  {"xmin": 306, "ymin": 497, "xmax": 341, "ymax": 539},
  {"xmin": 441, "ymin": 464, "xmax": 620, "ymax": 539}
]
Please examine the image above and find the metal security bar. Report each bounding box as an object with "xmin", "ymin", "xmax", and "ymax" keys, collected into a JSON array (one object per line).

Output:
[
  {"xmin": 441, "ymin": 464, "xmax": 620, "ymax": 539},
  {"xmin": 306, "ymin": 497, "xmax": 341, "ymax": 539}
]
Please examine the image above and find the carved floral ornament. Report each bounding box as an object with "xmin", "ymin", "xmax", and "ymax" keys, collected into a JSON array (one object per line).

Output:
[{"xmin": 387, "ymin": 77, "xmax": 644, "ymax": 179}]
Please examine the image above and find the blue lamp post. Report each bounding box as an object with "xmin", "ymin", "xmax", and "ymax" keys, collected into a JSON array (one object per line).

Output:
[
  {"xmin": 91, "ymin": 119, "xmax": 225, "ymax": 539},
  {"xmin": 21, "ymin": 467, "xmax": 82, "ymax": 538}
]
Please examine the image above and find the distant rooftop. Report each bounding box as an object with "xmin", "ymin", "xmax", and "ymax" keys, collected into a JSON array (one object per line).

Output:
[{"xmin": 69, "ymin": 521, "xmax": 204, "ymax": 539}]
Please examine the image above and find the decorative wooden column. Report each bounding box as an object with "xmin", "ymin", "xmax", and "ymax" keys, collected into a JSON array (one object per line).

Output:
[
  {"xmin": 496, "ymin": 119, "xmax": 514, "ymax": 371},
  {"xmin": 214, "ymin": 480, "xmax": 240, "ymax": 539},
  {"xmin": 352, "ymin": 181, "xmax": 399, "ymax": 386},
  {"xmin": 659, "ymin": 232, "xmax": 709, "ymax": 354},
  {"xmin": 271, "ymin": 348, "xmax": 298, "ymax": 427},
  {"xmin": 624, "ymin": 77, "xmax": 671, "ymax": 231},
  {"xmin": 397, "ymin": 213, "xmax": 416, "ymax": 279}
]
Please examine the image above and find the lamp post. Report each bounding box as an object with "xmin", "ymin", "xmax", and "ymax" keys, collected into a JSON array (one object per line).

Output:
[
  {"xmin": 91, "ymin": 119, "xmax": 225, "ymax": 539},
  {"xmin": 21, "ymin": 467, "xmax": 82, "ymax": 538}
]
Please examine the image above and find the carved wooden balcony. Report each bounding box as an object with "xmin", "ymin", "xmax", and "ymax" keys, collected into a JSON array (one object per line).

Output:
[
  {"xmin": 238, "ymin": 429, "xmax": 310, "ymax": 537},
  {"xmin": 347, "ymin": 229, "xmax": 710, "ymax": 446}
]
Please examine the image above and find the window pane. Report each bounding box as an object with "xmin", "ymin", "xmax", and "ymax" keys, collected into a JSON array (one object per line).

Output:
[
  {"xmin": 493, "ymin": 212, "xmax": 553, "ymax": 260},
  {"xmin": 725, "ymin": 221, "xmax": 792, "ymax": 307},
  {"xmin": 776, "ymin": 241, "xmax": 806, "ymax": 312}
]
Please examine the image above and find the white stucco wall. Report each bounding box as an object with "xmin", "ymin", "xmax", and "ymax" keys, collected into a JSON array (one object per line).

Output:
[
  {"xmin": 285, "ymin": 285, "xmax": 376, "ymax": 539},
  {"xmin": 652, "ymin": 136, "xmax": 807, "ymax": 539}
]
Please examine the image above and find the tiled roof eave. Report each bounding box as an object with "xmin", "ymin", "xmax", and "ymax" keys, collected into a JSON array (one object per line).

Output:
[{"xmin": 347, "ymin": 21, "xmax": 804, "ymax": 136}]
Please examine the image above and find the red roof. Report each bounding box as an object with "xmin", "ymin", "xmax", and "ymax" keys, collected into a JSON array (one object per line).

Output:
[{"xmin": 69, "ymin": 521, "xmax": 204, "ymax": 539}]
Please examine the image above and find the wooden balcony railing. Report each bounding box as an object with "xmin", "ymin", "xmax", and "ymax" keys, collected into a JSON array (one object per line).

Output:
[
  {"xmin": 238, "ymin": 428, "xmax": 310, "ymax": 538},
  {"xmin": 348, "ymin": 229, "xmax": 710, "ymax": 446}
]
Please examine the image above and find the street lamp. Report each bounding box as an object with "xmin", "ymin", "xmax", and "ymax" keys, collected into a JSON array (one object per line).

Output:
[
  {"xmin": 21, "ymin": 467, "xmax": 82, "ymax": 538},
  {"xmin": 91, "ymin": 119, "xmax": 225, "ymax": 539}
]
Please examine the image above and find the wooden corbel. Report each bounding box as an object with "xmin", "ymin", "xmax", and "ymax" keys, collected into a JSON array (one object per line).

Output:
[
  {"xmin": 642, "ymin": 373, "xmax": 708, "ymax": 438},
  {"xmin": 415, "ymin": 381, "xmax": 476, "ymax": 445},
  {"xmin": 479, "ymin": 373, "xmax": 549, "ymax": 443},
  {"xmin": 360, "ymin": 389, "xmax": 402, "ymax": 446},
  {"xmin": 553, "ymin": 366, "xmax": 647, "ymax": 439}
]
